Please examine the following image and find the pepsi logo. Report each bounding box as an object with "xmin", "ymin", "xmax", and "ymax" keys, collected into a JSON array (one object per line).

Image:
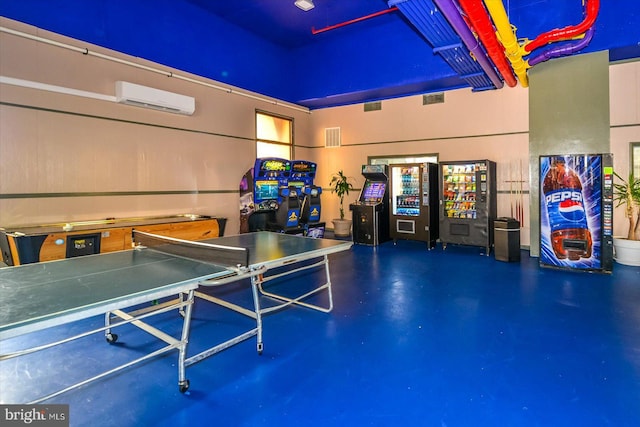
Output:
[
  {"xmin": 545, "ymin": 190, "xmax": 583, "ymax": 204},
  {"xmin": 559, "ymin": 199, "xmax": 583, "ymax": 212},
  {"xmin": 559, "ymin": 199, "xmax": 585, "ymax": 221}
]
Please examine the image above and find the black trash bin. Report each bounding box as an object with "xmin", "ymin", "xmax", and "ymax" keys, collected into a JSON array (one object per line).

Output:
[{"xmin": 494, "ymin": 217, "xmax": 520, "ymax": 262}]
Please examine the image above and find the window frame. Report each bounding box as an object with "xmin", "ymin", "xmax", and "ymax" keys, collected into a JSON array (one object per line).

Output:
[
  {"xmin": 631, "ymin": 142, "xmax": 640, "ymax": 178},
  {"xmin": 255, "ymin": 110, "xmax": 294, "ymax": 160},
  {"xmin": 367, "ymin": 153, "xmax": 439, "ymax": 166}
]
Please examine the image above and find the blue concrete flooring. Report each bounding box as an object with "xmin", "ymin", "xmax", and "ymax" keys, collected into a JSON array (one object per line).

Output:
[{"xmin": 1, "ymin": 239, "xmax": 639, "ymax": 426}]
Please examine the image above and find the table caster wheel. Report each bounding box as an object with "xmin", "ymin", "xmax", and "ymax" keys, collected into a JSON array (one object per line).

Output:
[
  {"xmin": 179, "ymin": 379, "xmax": 190, "ymax": 393},
  {"xmin": 106, "ymin": 333, "xmax": 118, "ymax": 343}
]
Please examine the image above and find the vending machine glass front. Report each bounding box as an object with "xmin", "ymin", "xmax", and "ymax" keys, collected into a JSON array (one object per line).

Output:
[
  {"xmin": 442, "ymin": 163, "xmax": 477, "ymax": 219},
  {"xmin": 392, "ymin": 166, "xmax": 420, "ymax": 217}
]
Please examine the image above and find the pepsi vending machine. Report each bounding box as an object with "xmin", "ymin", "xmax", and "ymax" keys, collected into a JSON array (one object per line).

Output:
[{"xmin": 539, "ymin": 154, "xmax": 614, "ymax": 272}]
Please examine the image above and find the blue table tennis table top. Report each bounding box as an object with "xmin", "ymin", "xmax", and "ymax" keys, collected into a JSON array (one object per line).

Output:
[{"xmin": 0, "ymin": 232, "xmax": 352, "ymax": 339}]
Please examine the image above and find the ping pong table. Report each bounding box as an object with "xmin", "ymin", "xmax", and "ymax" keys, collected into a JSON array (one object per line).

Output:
[{"xmin": 0, "ymin": 231, "xmax": 352, "ymax": 404}]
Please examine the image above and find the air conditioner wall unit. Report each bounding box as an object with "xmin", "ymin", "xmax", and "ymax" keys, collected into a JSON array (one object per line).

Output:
[{"xmin": 115, "ymin": 81, "xmax": 195, "ymax": 115}]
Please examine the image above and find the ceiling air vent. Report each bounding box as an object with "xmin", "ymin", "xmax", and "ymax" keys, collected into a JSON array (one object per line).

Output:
[
  {"xmin": 423, "ymin": 93, "xmax": 445, "ymax": 105},
  {"xmin": 364, "ymin": 101, "xmax": 382, "ymax": 112},
  {"xmin": 325, "ymin": 127, "xmax": 341, "ymax": 148}
]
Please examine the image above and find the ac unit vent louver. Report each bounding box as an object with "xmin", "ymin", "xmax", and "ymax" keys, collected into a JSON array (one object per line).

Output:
[
  {"xmin": 325, "ymin": 127, "xmax": 341, "ymax": 148},
  {"xmin": 115, "ymin": 81, "xmax": 195, "ymax": 115}
]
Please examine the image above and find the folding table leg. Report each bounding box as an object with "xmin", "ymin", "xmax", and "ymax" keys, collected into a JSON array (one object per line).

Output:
[
  {"xmin": 251, "ymin": 274, "xmax": 264, "ymax": 355},
  {"xmin": 104, "ymin": 312, "xmax": 118, "ymax": 343},
  {"xmin": 177, "ymin": 289, "xmax": 195, "ymax": 392}
]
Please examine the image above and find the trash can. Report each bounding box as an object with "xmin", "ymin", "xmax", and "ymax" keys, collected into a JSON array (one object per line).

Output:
[{"xmin": 494, "ymin": 217, "xmax": 520, "ymax": 262}]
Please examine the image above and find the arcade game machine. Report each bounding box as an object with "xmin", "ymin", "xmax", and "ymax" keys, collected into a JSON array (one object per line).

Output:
[
  {"xmin": 290, "ymin": 160, "xmax": 325, "ymax": 238},
  {"xmin": 350, "ymin": 164, "xmax": 390, "ymax": 245},
  {"xmin": 239, "ymin": 157, "xmax": 301, "ymax": 234}
]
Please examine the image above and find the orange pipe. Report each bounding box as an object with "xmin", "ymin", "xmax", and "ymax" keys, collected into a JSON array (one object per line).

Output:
[
  {"xmin": 483, "ymin": 0, "xmax": 529, "ymax": 88},
  {"xmin": 458, "ymin": 0, "xmax": 517, "ymax": 87},
  {"xmin": 524, "ymin": 0, "xmax": 599, "ymax": 53}
]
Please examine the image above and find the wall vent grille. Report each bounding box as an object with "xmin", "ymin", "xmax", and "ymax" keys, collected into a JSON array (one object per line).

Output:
[
  {"xmin": 364, "ymin": 101, "xmax": 382, "ymax": 112},
  {"xmin": 423, "ymin": 93, "xmax": 445, "ymax": 105},
  {"xmin": 325, "ymin": 127, "xmax": 341, "ymax": 148}
]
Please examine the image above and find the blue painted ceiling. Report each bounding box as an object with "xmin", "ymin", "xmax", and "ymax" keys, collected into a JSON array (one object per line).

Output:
[{"xmin": 1, "ymin": 0, "xmax": 639, "ymax": 109}]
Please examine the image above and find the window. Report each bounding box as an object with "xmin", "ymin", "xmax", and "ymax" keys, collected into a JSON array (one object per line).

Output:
[
  {"xmin": 632, "ymin": 142, "xmax": 640, "ymax": 178},
  {"xmin": 256, "ymin": 111, "xmax": 292, "ymax": 159}
]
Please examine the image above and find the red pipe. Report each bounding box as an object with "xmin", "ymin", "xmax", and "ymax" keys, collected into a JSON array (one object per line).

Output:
[
  {"xmin": 458, "ymin": 0, "xmax": 517, "ymax": 87},
  {"xmin": 524, "ymin": 0, "xmax": 599, "ymax": 53},
  {"xmin": 312, "ymin": 6, "xmax": 398, "ymax": 35}
]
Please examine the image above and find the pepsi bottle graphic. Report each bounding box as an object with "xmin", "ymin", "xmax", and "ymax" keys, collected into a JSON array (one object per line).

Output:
[{"xmin": 542, "ymin": 157, "xmax": 592, "ymax": 260}]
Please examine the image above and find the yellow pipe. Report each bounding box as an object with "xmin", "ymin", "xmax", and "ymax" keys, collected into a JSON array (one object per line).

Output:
[{"xmin": 483, "ymin": 0, "xmax": 530, "ymax": 88}]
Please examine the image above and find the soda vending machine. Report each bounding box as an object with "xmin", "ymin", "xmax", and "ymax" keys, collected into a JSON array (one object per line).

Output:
[
  {"xmin": 439, "ymin": 160, "xmax": 497, "ymax": 254},
  {"xmin": 539, "ymin": 154, "xmax": 614, "ymax": 272},
  {"xmin": 389, "ymin": 163, "xmax": 439, "ymax": 248}
]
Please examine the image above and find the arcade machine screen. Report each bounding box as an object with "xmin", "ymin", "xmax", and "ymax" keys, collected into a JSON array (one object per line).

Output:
[
  {"xmin": 362, "ymin": 182, "xmax": 386, "ymax": 204},
  {"xmin": 288, "ymin": 181, "xmax": 305, "ymax": 189},
  {"xmin": 254, "ymin": 180, "xmax": 280, "ymax": 206},
  {"xmin": 290, "ymin": 160, "xmax": 317, "ymax": 187}
]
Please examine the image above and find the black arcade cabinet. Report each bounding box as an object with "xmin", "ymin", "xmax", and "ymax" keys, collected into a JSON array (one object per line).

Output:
[
  {"xmin": 350, "ymin": 164, "xmax": 390, "ymax": 245},
  {"xmin": 300, "ymin": 185, "xmax": 325, "ymax": 238},
  {"xmin": 270, "ymin": 186, "xmax": 303, "ymax": 234}
]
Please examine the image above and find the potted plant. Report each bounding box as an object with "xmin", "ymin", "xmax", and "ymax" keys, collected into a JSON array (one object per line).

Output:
[
  {"xmin": 330, "ymin": 170, "xmax": 355, "ymax": 237},
  {"xmin": 612, "ymin": 171, "xmax": 640, "ymax": 266}
]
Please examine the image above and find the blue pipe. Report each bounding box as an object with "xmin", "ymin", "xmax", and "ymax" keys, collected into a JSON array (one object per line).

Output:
[{"xmin": 432, "ymin": 0, "xmax": 504, "ymax": 89}]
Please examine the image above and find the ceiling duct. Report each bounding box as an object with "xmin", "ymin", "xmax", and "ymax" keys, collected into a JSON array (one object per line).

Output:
[{"xmin": 388, "ymin": 0, "xmax": 498, "ymax": 91}]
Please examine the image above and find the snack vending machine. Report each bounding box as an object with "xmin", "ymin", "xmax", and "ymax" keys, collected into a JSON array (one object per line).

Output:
[
  {"xmin": 439, "ymin": 160, "xmax": 497, "ymax": 254},
  {"xmin": 389, "ymin": 163, "xmax": 439, "ymax": 248},
  {"xmin": 539, "ymin": 154, "xmax": 614, "ymax": 272}
]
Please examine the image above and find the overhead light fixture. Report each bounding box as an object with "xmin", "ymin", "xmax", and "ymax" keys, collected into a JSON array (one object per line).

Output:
[{"xmin": 295, "ymin": 0, "xmax": 315, "ymax": 11}]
